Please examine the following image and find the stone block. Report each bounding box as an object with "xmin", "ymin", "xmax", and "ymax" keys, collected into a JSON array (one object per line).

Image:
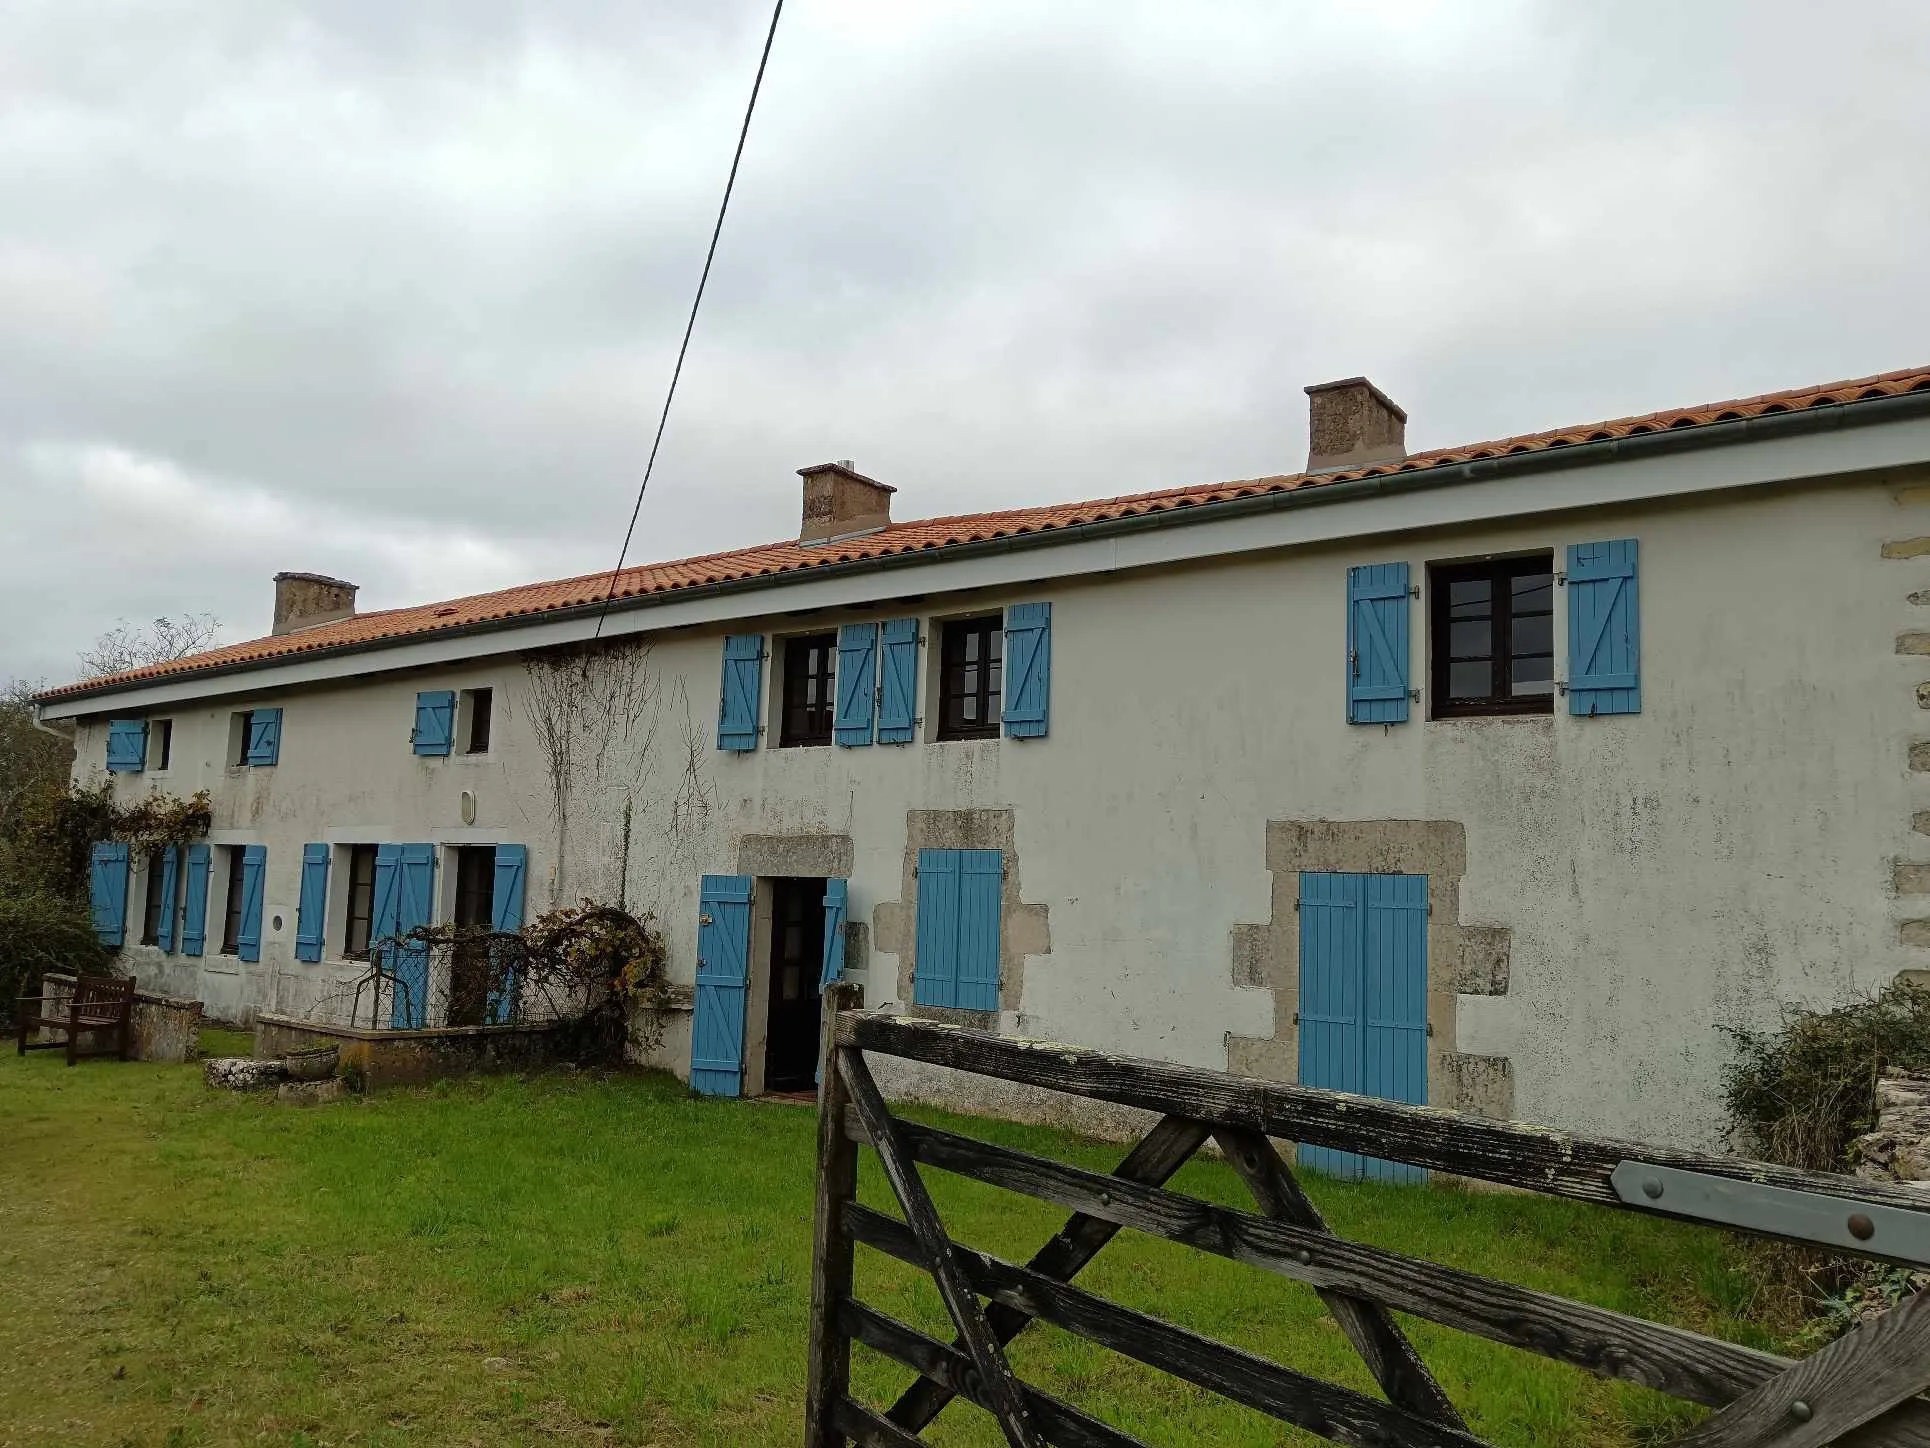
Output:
[
  {"xmin": 1900, "ymin": 634, "xmax": 1930, "ymax": 656},
  {"xmin": 1903, "ymin": 921, "xmax": 1930, "ymax": 948},
  {"xmin": 1912, "ymin": 742, "xmax": 1930, "ymax": 773},
  {"xmin": 277, "ymin": 1079, "xmax": 347, "ymax": 1107},
  {"xmin": 1884, "ymin": 538, "xmax": 1930, "ymax": 559},
  {"xmin": 1897, "ymin": 865, "xmax": 1930, "ymax": 896},
  {"xmin": 206, "ymin": 1056, "xmax": 285, "ymax": 1090}
]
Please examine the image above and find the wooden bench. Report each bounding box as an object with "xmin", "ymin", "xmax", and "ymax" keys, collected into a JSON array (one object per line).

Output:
[{"xmin": 16, "ymin": 974, "xmax": 136, "ymax": 1065}]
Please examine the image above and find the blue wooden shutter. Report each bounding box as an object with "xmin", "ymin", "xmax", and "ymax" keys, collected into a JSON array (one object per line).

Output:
[
  {"xmin": 1347, "ymin": 564, "xmax": 1411, "ymax": 724},
  {"xmin": 955, "ymin": 849, "xmax": 1003, "ymax": 1011},
  {"xmin": 486, "ymin": 845, "xmax": 529, "ymax": 1024},
  {"xmin": 691, "ymin": 874, "xmax": 754, "ymax": 1095},
  {"xmin": 245, "ymin": 707, "xmax": 282, "ymax": 765},
  {"xmin": 1002, "ymin": 602, "xmax": 1051, "ymax": 739},
  {"xmin": 1567, "ymin": 539, "xmax": 1641, "ymax": 717},
  {"xmin": 388, "ymin": 844, "xmax": 437, "ymax": 1028},
  {"xmin": 1360, "ymin": 874, "xmax": 1429, "ymax": 1185},
  {"xmin": 155, "ymin": 846, "xmax": 180, "ymax": 952},
  {"xmin": 1296, "ymin": 871, "xmax": 1365, "ymax": 1180},
  {"xmin": 819, "ymin": 877, "xmax": 849, "ymax": 991},
  {"xmin": 181, "ymin": 844, "xmax": 211, "ymax": 957},
  {"xmin": 834, "ymin": 623, "xmax": 878, "ymax": 747},
  {"xmin": 413, "ymin": 691, "xmax": 455, "ymax": 755},
  {"xmin": 717, "ymin": 635, "xmax": 765, "ymax": 751},
  {"xmin": 235, "ymin": 845, "xmax": 267, "ymax": 962},
  {"xmin": 89, "ymin": 841, "xmax": 130, "ymax": 946},
  {"xmin": 294, "ymin": 843, "xmax": 330, "ymax": 962},
  {"xmin": 913, "ymin": 848, "xmax": 959, "ymax": 1008},
  {"xmin": 877, "ymin": 618, "xmax": 919, "ymax": 744},
  {"xmin": 105, "ymin": 719, "xmax": 148, "ymax": 773}
]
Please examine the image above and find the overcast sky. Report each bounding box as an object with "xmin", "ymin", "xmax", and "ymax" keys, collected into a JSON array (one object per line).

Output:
[{"xmin": 5, "ymin": 0, "xmax": 1928, "ymax": 687}]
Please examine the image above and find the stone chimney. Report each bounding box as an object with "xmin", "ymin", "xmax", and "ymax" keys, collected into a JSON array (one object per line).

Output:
[
  {"xmin": 272, "ymin": 572, "xmax": 359, "ymax": 635},
  {"xmin": 1305, "ymin": 377, "xmax": 1408, "ymax": 472},
  {"xmin": 798, "ymin": 460, "xmax": 895, "ymax": 545}
]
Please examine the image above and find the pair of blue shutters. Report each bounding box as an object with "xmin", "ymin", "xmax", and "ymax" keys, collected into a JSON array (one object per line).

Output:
[
  {"xmin": 1345, "ymin": 540, "xmax": 1640, "ymax": 722},
  {"xmin": 689, "ymin": 874, "xmax": 850, "ymax": 1097},
  {"xmin": 913, "ymin": 849, "xmax": 1001, "ymax": 1011},
  {"xmin": 1296, "ymin": 871, "xmax": 1428, "ymax": 1185},
  {"xmin": 716, "ymin": 604, "xmax": 1052, "ymax": 752},
  {"xmin": 106, "ymin": 719, "xmax": 148, "ymax": 773},
  {"xmin": 372, "ymin": 845, "xmax": 437, "ymax": 1028}
]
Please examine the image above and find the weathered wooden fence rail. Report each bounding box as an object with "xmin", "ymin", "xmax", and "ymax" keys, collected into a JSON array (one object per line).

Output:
[{"xmin": 803, "ymin": 984, "xmax": 1930, "ymax": 1448}]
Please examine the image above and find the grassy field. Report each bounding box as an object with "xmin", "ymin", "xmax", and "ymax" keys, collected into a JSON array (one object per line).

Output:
[{"xmin": 0, "ymin": 1037, "xmax": 1792, "ymax": 1447}]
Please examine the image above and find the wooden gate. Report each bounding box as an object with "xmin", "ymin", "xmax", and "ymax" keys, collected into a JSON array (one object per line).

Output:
[{"xmin": 803, "ymin": 984, "xmax": 1930, "ymax": 1448}]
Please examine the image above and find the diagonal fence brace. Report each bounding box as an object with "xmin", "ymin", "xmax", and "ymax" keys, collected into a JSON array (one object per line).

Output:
[
  {"xmin": 886, "ymin": 1112, "xmax": 1210, "ymax": 1433},
  {"xmin": 1214, "ymin": 1126, "xmax": 1465, "ymax": 1429},
  {"xmin": 837, "ymin": 1045, "xmax": 1045, "ymax": 1448}
]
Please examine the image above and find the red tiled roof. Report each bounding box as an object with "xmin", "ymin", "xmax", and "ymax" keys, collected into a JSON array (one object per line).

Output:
[{"xmin": 39, "ymin": 363, "xmax": 1930, "ymax": 702}]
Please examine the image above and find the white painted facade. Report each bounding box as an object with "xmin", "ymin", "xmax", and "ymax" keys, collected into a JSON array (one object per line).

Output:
[{"xmin": 50, "ymin": 415, "xmax": 1930, "ymax": 1149}]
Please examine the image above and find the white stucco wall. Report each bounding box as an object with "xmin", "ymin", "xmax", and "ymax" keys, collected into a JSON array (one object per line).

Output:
[{"xmin": 71, "ymin": 469, "xmax": 1927, "ymax": 1147}]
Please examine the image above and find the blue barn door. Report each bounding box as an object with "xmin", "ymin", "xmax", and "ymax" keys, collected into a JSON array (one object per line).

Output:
[
  {"xmin": 1297, "ymin": 871, "xmax": 1428, "ymax": 1184},
  {"xmin": 691, "ymin": 875, "xmax": 753, "ymax": 1096}
]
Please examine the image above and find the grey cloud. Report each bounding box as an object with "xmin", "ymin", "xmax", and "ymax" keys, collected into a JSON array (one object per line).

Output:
[{"xmin": 4, "ymin": 0, "xmax": 1928, "ymax": 687}]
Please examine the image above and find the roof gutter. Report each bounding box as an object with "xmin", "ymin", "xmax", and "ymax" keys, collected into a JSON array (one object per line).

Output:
[{"xmin": 41, "ymin": 388, "xmax": 1930, "ymax": 709}]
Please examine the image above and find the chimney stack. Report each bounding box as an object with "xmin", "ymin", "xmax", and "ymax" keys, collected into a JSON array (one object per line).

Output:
[
  {"xmin": 1304, "ymin": 377, "xmax": 1407, "ymax": 472},
  {"xmin": 272, "ymin": 572, "xmax": 359, "ymax": 635},
  {"xmin": 797, "ymin": 461, "xmax": 895, "ymax": 545}
]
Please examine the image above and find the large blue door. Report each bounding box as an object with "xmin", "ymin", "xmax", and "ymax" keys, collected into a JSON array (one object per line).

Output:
[
  {"xmin": 380, "ymin": 844, "xmax": 438, "ymax": 1028},
  {"xmin": 691, "ymin": 875, "xmax": 754, "ymax": 1096},
  {"xmin": 1297, "ymin": 871, "xmax": 1428, "ymax": 1184}
]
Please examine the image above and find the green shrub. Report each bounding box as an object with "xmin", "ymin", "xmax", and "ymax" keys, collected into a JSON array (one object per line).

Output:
[
  {"xmin": 1721, "ymin": 978, "xmax": 1930, "ymax": 1171},
  {"xmin": 0, "ymin": 886, "xmax": 112, "ymax": 1008}
]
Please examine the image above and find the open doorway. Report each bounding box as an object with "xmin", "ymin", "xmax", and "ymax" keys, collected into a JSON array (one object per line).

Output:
[{"xmin": 763, "ymin": 877, "xmax": 825, "ymax": 1093}]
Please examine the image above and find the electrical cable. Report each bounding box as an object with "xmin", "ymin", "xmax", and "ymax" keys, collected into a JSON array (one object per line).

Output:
[{"xmin": 589, "ymin": 0, "xmax": 786, "ymax": 642}]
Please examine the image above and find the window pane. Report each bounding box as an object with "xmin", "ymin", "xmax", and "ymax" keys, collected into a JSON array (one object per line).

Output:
[
  {"xmin": 1448, "ymin": 579, "xmax": 1490, "ymax": 615},
  {"xmin": 1511, "ymin": 573, "xmax": 1553, "ymax": 611},
  {"xmin": 1449, "ymin": 620, "xmax": 1490, "ymax": 658},
  {"xmin": 1511, "ymin": 612, "xmax": 1553, "ymax": 657},
  {"xmin": 1449, "ymin": 661, "xmax": 1490, "ymax": 699},
  {"xmin": 1512, "ymin": 654, "xmax": 1555, "ymax": 695}
]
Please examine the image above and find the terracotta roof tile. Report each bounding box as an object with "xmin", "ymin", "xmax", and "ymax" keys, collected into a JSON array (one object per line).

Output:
[{"xmin": 40, "ymin": 363, "xmax": 1930, "ymax": 702}]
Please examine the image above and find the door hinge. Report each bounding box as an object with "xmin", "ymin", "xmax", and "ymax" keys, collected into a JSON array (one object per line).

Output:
[
  {"xmin": 1291, "ymin": 1011, "xmax": 1299, "ymax": 1026},
  {"xmin": 1426, "ymin": 1022, "xmax": 1434, "ymax": 1037}
]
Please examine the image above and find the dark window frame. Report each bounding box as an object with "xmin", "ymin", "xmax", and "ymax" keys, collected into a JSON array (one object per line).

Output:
[
  {"xmin": 232, "ymin": 710, "xmax": 253, "ymax": 766},
  {"xmin": 220, "ymin": 846, "xmax": 247, "ymax": 955},
  {"xmin": 935, "ymin": 616, "xmax": 1003, "ymax": 741},
  {"xmin": 152, "ymin": 719, "xmax": 173, "ymax": 771},
  {"xmin": 778, "ymin": 633, "xmax": 838, "ymax": 748},
  {"xmin": 452, "ymin": 845, "xmax": 496, "ymax": 927},
  {"xmin": 343, "ymin": 844, "xmax": 379, "ymax": 960},
  {"xmin": 140, "ymin": 846, "xmax": 168, "ymax": 946},
  {"xmin": 463, "ymin": 688, "xmax": 493, "ymax": 755},
  {"xmin": 1429, "ymin": 554, "xmax": 1556, "ymax": 719}
]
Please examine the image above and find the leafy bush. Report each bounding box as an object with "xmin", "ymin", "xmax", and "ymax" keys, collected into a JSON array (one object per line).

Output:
[
  {"xmin": 1721, "ymin": 978, "xmax": 1930, "ymax": 1171},
  {"xmin": 11, "ymin": 779, "xmax": 212, "ymax": 901},
  {"xmin": 0, "ymin": 886, "xmax": 112, "ymax": 1010}
]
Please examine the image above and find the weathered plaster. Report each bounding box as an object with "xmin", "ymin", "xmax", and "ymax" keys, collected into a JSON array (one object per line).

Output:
[
  {"xmin": 871, "ymin": 809, "xmax": 1050, "ymax": 1023},
  {"xmin": 735, "ymin": 832, "xmax": 853, "ymax": 880},
  {"xmin": 1226, "ymin": 819, "xmax": 1514, "ymax": 1119}
]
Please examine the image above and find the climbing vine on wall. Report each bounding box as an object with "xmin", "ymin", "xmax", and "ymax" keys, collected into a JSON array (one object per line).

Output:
[{"xmin": 18, "ymin": 780, "xmax": 212, "ymax": 900}]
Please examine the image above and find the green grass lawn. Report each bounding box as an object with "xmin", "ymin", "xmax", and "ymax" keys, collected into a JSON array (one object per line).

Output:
[{"xmin": 0, "ymin": 1037, "xmax": 1790, "ymax": 1447}]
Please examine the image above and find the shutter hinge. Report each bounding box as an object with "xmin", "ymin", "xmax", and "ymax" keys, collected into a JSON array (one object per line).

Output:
[
  {"xmin": 1293, "ymin": 898, "xmax": 1300, "ymax": 912},
  {"xmin": 1408, "ymin": 688, "xmax": 1420, "ymax": 703},
  {"xmin": 1426, "ymin": 1022, "xmax": 1435, "ymax": 1037},
  {"xmin": 1556, "ymin": 572, "xmax": 1568, "ymax": 587},
  {"xmin": 1291, "ymin": 1011, "xmax": 1299, "ymax": 1026},
  {"xmin": 1555, "ymin": 680, "xmax": 1570, "ymax": 696},
  {"xmin": 1409, "ymin": 585, "xmax": 1420, "ymax": 599}
]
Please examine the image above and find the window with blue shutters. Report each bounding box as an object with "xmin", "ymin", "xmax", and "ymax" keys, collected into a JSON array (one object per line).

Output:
[
  {"xmin": 1002, "ymin": 603, "xmax": 1051, "ymax": 739},
  {"xmin": 294, "ymin": 844, "xmax": 330, "ymax": 962},
  {"xmin": 180, "ymin": 844, "xmax": 211, "ymax": 957},
  {"xmin": 155, "ymin": 846, "xmax": 180, "ymax": 953},
  {"xmin": 913, "ymin": 848, "xmax": 1002, "ymax": 1011},
  {"xmin": 1566, "ymin": 538, "xmax": 1641, "ymax": 716},
  {"xmin": 105, "ymin": 719, "xmax": 147, "ymax": 773},
  {"xmin": 89, "ymin": 841, "xmax": 130, "ymax": 946},
  {"xmin": 238, "ymin": 707, "xmax": 282, "ymax": 766},
  {"xmin": 877, "ymin": 618, "xmax": 919, "ymax": 744},
  {"xmin": 1347, "ymin": 564, "xmax": 1411, "ymax": 724},
  {"xmin": 834, "ymin": 624, "xmax": 877, "ymax": 747},
  {"xmin": 1296, "ymin": 870, "xmax": 1428, "ymax": 1184},
  {"xmin": 413, "ymin": 690, "xmax": 456, "ymax": 756},
  {"xmin": 717, "ymin": 635, "xmax": 765, "ymax": 752}
]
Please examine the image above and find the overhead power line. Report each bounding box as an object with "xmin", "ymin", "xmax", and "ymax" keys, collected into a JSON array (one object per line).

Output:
[{"xmin": 590, "ymin": 0, "xmax": 786, "ymax": 642}]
